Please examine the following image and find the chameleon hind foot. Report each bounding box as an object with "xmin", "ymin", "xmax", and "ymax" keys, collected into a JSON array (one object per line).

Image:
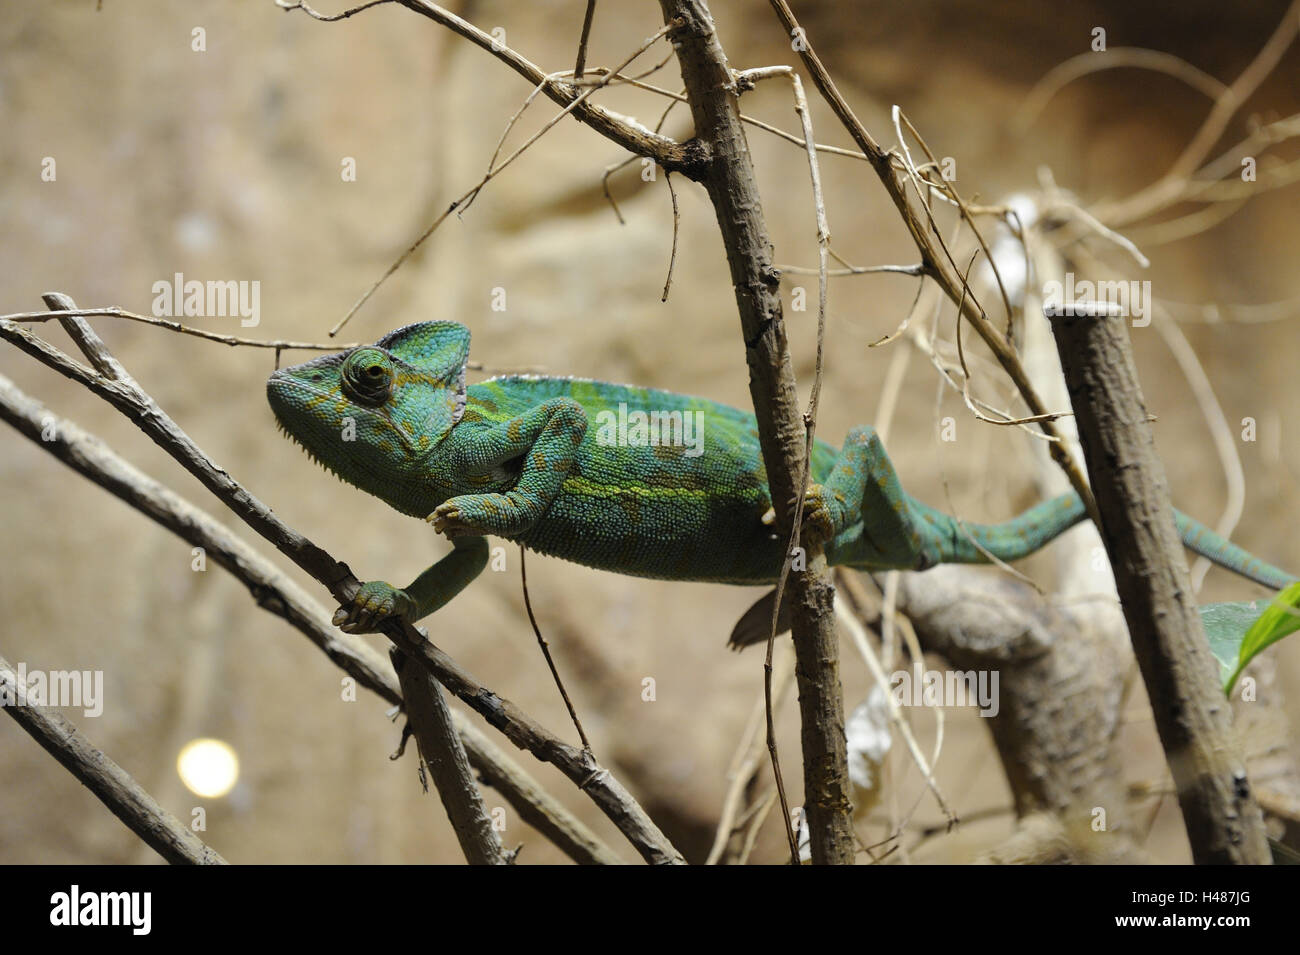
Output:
[
  {"xmin": 800, "ymin": 484, "xmax": 838, "ymax": 547},
  {"xmin": 758, "ymin": 485, "xmax": 838, "ymax": 546},
  {"xmin": 333, "ymin": 581, "xmax": 417, "ymax": 633}
]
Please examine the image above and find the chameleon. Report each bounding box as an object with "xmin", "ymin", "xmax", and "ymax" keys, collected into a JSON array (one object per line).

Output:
[{"xmin": 267, "ymin": 321, "xmax": 1293, "ymax": 643}]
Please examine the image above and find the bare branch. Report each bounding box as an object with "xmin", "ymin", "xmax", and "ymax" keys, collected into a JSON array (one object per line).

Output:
[
  {"xmin": 0, "ymin": 297, "xmax": 683, "ymax": 865},
  {"xmin": 0, "ymin": 653, "xmax": 227, "ymax": 866},
  {"xmin": 0, "ymin": 369, "xmax": 623, "ymax": 866},
  {"xmin": 391, "ymin": 648, "xmax": 506, "ymax": 864},
  {"xmin": 659, "ymin": 0, "xmax": 855, "ymax": 865},
  {"xmin": 1046, "ymin": 301, "xmax": 1270, "ymax": 863}
]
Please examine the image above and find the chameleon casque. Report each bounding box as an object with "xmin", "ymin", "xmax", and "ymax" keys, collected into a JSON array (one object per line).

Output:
[{"xmin": 267, "ymin": 321, "xmax": 1293, "ymax": 640}]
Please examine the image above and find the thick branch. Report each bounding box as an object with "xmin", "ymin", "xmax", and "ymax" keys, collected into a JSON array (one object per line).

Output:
[
  {"xmin": 657, "ymin": 0, "xmax": 854, "ymax": 864},
  {"xmin": 1048, "ymin": 304, "xmax": 1269, "ymax": 864},
  {"xmin": 0, "ymin": 654, "xmax": 226, "ymax": 865},
  {"xmin": 391, "ymin": 649, "xmax": 505, "ymax": 864}
]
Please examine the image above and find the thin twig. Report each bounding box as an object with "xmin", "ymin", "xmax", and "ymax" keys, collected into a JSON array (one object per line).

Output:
[
  {"xmin": 6, "ymin": 307, "xmax": 362, "ymax": 352},
  {"xmin": 519, "ymin": 546, "xmax": 592, "ymax": 753},
  {"xmin": 777, "ymin": 262, "xmax": 925, "ymax": 277},
  {"xmin": 706, "ymin": 640, "xmax": 795, "ymax": 864},
  {"xmin": 574, "ymin": 0, "xmax": 597, "ymax": 80},
  {"xmin": 1016, "ymin": 47, "xmax": 1228, "ymax": 132},
  {"xmin": 661, "ymin": 171, "xmax": 680, "ymax": 301},
  {"xmin": 1152, "ymin": 305, "xmax": 1245, "ymax": 592}
]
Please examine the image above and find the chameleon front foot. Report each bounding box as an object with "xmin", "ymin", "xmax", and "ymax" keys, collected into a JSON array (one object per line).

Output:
[
  {"xmin": 427, "ymin": 502, "xmax": 479, "ymax": 538},
  {"xmin": 333, "ymin": 581, "xmax": 417, "ymax": 633}
]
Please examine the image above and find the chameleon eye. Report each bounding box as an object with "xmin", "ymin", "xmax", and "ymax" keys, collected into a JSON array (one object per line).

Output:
[{"xmin": 342, "ymin": 348, "xmax": 394, "ymax": 405}]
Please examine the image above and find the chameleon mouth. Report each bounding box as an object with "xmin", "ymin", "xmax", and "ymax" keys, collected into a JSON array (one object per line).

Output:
[{"xmin": 266, "ymin": 373, "xmax": 350, "ymax": 480}]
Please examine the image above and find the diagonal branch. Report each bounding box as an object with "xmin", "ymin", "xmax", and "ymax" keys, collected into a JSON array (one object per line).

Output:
[
  {"xmin": 0, "ymin": 653, "xmax": 227, "ymax": 866},
  {"xmin": 0, "ymin": 368, "xmax": 620, "ymax": 864},
  {"xmin": 0, "ymin": 296, "xmax": 682, "ymax": 865},
  {"xmin": 767, "ymin": 0, "xmax": 1100, "ymax": 529}
]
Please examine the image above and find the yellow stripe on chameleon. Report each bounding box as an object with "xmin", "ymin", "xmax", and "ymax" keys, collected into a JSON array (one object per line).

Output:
[{"xmin": 562, "ymin": 475, "xmax": 713, "ymax": 502}]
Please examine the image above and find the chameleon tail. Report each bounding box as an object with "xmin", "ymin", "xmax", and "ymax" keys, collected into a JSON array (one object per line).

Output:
[
  {"xmin": 731, "ymin": 494, "xmax": 1293, "ymax": 650},
  {"xmin": 913, "ymin": 492, "xmax": 1293, "ymax": 590},
  {"xmin": 909, "ymin": 492, "xmax": 1089, "ymax": 565},
  {"xmin": 1173, "ymin": 511, "xmax": 1294, "ymax": 590}
]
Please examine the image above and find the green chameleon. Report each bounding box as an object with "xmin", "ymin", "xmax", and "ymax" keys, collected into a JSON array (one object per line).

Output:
[{"xmin": 267, "ymin": 321, "xmax": 1293, "ymax": 642}]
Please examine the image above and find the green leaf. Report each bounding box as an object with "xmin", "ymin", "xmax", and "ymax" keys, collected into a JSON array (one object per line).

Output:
[
  {"xmin": 1199, "ymin": 582, "xmax": 1300, "ymax": 695},
  {"xmin": 1228, "ymin": 581, "xmax": 1300, "ymax": 693},
  {"xmin": 1199, "ymin": 601, "xmax": 1265, "ymax": 688}
]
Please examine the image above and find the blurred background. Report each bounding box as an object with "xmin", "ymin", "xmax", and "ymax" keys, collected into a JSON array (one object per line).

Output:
[{"xmin": 1, "ymin": 0, "xmax": 1297, "ymax": 863}]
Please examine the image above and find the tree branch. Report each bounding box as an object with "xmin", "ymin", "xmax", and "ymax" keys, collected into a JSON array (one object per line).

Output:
[
  {"xmin": 391, "ymin": 649, "xmax": 505, "ymax": 864},
  {"xmin": 657, "ymin": 0, "xmax": 855, "ymax": 864},
  {"xmin": 0, "ymin": 653, "xmax": 227, "ymax": 866},
  {"xmin": 1047, "ymin": 302, "xmax": 1270, "ymax": 864},
  {"xmin": 0, "ymin": 295, "xmax": 681, "ymax": 865}
]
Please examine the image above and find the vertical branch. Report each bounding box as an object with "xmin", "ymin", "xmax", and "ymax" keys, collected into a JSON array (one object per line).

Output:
[
  {"xmin": 657, "ymin": 0, "xmax": 855, "ymax": 864},
  {"xmin": 391, "ymin": 649, "xmax": 506, "ymax": 865},
  {"xmin": 1047, "ymin": 303, "xmax": 1270, "ymax": 864}
]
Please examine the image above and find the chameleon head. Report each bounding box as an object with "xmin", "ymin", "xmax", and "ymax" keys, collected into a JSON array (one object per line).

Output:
[{"xmin": 267, "ymin": 321, "xmax": 471, "ymax": 514}]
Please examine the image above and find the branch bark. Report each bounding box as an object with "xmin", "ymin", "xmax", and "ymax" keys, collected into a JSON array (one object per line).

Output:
[
  {"xmin": 1047, "ymin": 303, "xmax": 1270, "ymax": 864},
  {"xmin": 391, "ymin": 649, "xmax": 505, "ymax": 864},
  {"xmin": 0, "ymin": 653, "xmax": 226, "ymax": 865},
  {"xmin": 657, "ymin": 0, "xmax": 854, "ymax": 864}
]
